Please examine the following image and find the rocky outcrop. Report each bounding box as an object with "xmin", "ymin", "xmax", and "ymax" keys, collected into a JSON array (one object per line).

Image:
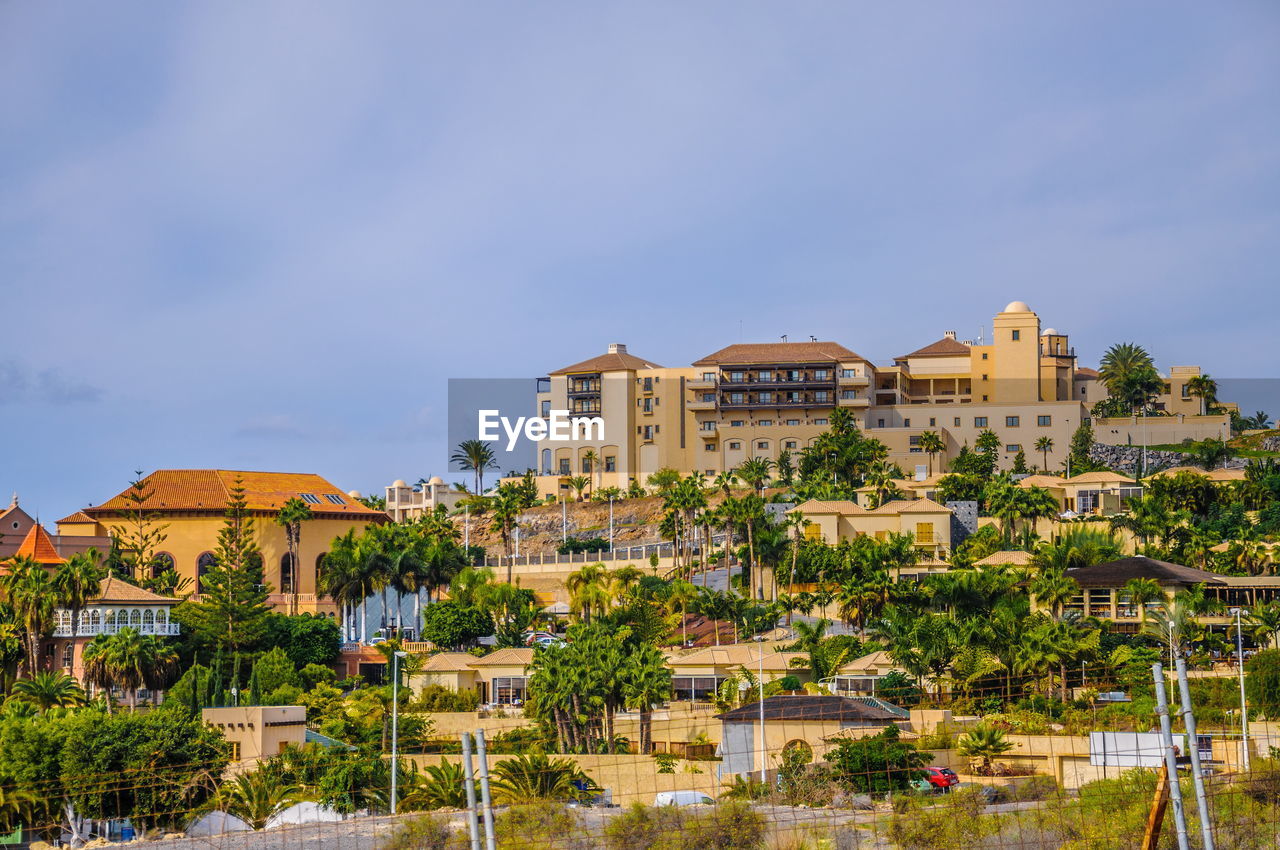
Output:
[
  {"xmin": 1087, "ymin": 443, "xmax": 1247, "ymax": 475},
  {"xmin": 1262, "ymin": 435, "xmax": 1280, "ymax": 453}
]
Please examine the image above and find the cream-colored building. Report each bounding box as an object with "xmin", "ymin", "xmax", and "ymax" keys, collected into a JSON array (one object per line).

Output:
[
  {"xmin": 522, "ymin": 302, "xmax": 1228, "ymax": 496},
  {"xmin": 385, "ymin": 476, "xmax": 467, "ymax": 522},
  {"xmin": 788, "ymin": 498, "xmax": 955, "ymax": 557}
]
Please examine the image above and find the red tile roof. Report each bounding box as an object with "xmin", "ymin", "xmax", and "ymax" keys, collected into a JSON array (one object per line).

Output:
[
  {"xmin": 92, "ymin": 575, "xmax": 178, "ymax": 605},
  {"xmin": 57, "ymin": 510, "xmax": 96, "ymax": 524},
  {"xmin": 693, "ymin": 341, "xmax": 867, "ymax": 366},
  {"xmin": 1075, "ymin": 368, "xmax": 1099, "ymax": 379},
  {"xmin": 81, "ymin": 470, "xmax": 385, "ymax": 519},
  {"xmin": 550, "ymin": 351, "xmax": 662, "ymax": 375},
  {"xmin": 896, "ymin": 336, "xmax": 972, "ymax": 360},
  {"xmin": 13, "ymin": 524, "xmax": 65, "ymax": 565}
]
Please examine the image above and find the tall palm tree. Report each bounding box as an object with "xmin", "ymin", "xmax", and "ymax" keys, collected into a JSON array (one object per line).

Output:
[
  {"xmin": 489, "ymin": 483, "xmax": 524, "ymax": 583},
  {"xmin": 622, "ymin": 643, "xmax": 671, "ymax": 754},
  {"xmin": 1030, "ymin": 569, "xmax": 1078, "ymax": 620},
  {"xmin": 738, "ymin": 457, "xmax": 775, "ymax": 497},
  {"xmin": 1034, "ymin": 436, "xmax": 1055, "ymax": 473},
  {"xmin": 1122, "ymin": 577, "xmax": 1164, "ymax": 623},
  {"xmin": 1244, "ymin": 602, "xmax": 1280, "ymax": 650},
  {"xmin": 581, "ymin": 449, "xmax": 601, "ymax": 492},
  {"xmin": 918, "ymin": 431, "xmax": 945, "ymax": 477},
  {"xmin": 1185, "ymin": 374, "xmax": 1218, "ymax": 416},
  {"xmin": 319, "ymin": 529, "xmax": 386, "ymax": 641},
  {"xmin": 1099, "ymin": 342, "xmax": 1161, "ymax": 413},
  {"xmin": 713, "ymin": 468, "xmax": 739, "ymax": 497},
  {"xmin": 863, "ymin": 460, "xmax": 903, "ymax": 508},
  {"xmin": 451, "ymin": 439, "xmax": 498, "ymax": 496},
  {"xmin": 52, "ymin": 548, "xmax": 105, "ymax": 640},
  {"xmin": 565, "ymin": 563, "xmax": 610, "ymax": 624},
  {"xmin": 11, "ymin": 670, "xmax": 87, "ymax": 710},
  {"xmin": 666, "ymin": 579, "xmax": 698, "ymax": 646},
  {"xmin": 0, "ymin": 555, "xmax": 56, "ymax": 674},
  {"xmin": 274, "ymin": 497, "xmax": 313, "ymax": 616}
]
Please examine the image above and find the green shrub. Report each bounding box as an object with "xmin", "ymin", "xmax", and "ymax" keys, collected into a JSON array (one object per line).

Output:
[
  {"xmin": 1247, "ymin": 649, "xmax": 1280, "ymax": 718},
  {"xmin": 603, "ymin": 803, "xmax": 687, "ymax": 850},
  {"xmin": 683, "ymin": 801, "xmax": 766, "ymax": 849},
  {"xmin": 413, "ymin": 684, "xmax": 481, "ymax": 712},
  {"xmin": 382, "ymin": 814, "xmax": 462, "ymax": 850},
  {"xmin": 493, "ymin": 802, "xmax": 582, "ymax": 850},
  {"xmin": 887, "ymin": 786, "xmax": 998, "ymax": 849}
]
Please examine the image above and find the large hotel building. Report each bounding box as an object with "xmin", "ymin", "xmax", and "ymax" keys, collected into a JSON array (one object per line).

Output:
[{"xmin": 526, "ymin": 301, "xmax": 1229, "ymax": 498}]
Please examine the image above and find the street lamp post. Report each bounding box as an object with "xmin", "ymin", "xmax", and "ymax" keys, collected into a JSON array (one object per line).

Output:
[
  {"xmin": 391, "ymin": 650, "xmax": 409, "ymax": 814},
  {"xmin": 1234, "ymin": 607, "xmax": 1251, "ymax": 772},
  {"xmin": 609, "ymin": 494, "xmax": 615, "ymax": 552}
]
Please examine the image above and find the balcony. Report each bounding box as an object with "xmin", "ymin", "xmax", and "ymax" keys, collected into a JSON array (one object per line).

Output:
[
  {"xmin": 837, "ymin": 374, "xmax": 870, "ymax": 386},
  {"xmin": 699, "ymin": 428, "xmax": 718, "ymax": 439},
  {"xmin": 720, "ymin": 397, "xmax": 835, "ymax": 410},
  {"xmin": 687, "ymin": 399, "xmax": 717, "ymax": 411},
  {"xmin": 687, "ymin": 377, "xmax": 717, "ymax": 390},
  {"xmin": 53, "ymin": 622, "xmax": 181, "ymax": 637},
  {"xmin": 837, "ymin": 396, "xmax": 870, "ymax": 407}
]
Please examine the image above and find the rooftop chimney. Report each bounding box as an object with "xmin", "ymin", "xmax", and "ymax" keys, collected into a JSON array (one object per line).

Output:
[
  {"xmin": 608, "ymin": 343, "xmax": 627, "ymax": 354},
  {"xmin": 944, "ymin": 330, "xmax": 957, "ymax": 340}
]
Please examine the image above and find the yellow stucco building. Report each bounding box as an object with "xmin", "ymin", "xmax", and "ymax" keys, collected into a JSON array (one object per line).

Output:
[{"xmin": 57, "ymin": 469, "xmax": 386, "ymax": 615}]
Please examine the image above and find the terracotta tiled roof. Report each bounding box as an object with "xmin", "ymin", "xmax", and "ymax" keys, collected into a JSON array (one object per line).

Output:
[
  {"xmin": 1075, "ymin": 368, "xmax": 1100, "ymax": 379},
  {"xmin": 1066, "ymin": 471, "xmax": 1136, "ymax": 485},
  {"xmin": 1149, "ymin": 466, "xmax": 1245, "ymax": 483},
  {"xmin": 975, "ymin": 550, "xmax": 1036, "ymax": 567},
  {"xmin": 896, "ymin": 336, "xmax": 972, "ymax": 360},
  {"xmin": 14, "ymin": 524, "xmax": 65, "ymax": 565},
  {"xmin": 80, "ymin": 470, "xmax": 385, "ymax": 518},
  {"xmin": 789, "ymin": 500, "xmax": 866, "ymax": 515},
  {"xmin": 92, "ymin": 575, "xmax": 177, "ymax": 605},
  {"xmin": 468, "ymin": 647, "xmax": 534, "ymax": 667},
  {"xmin": 1017, "ymin": 475, "xmax": 1066, "ymax": 488},
  {"xmin": 549, "ymin": 351, "xmax": 662, "ymax": 375},
  {"xmin": 874, "ymin": 498, "xmax": 951, "ymax": 514},
  {"xmin": 693, "ymin": 341, "xmax": 867, "ymax": 366},
  {"xmin": 57, "ymin": 510, "xmax": 96, "ymax": 524},
  {"xmin": 419, "ymin": 652, "xmax": 480, "ymax": 672}
]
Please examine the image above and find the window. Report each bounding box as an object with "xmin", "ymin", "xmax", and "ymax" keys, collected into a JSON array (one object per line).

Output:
[
  {"xmin": 784, "ymin": 370, "xmax": 800, "ymax": 381},
  {"xmin": 152, "ymin": 552, "xmax": 174, "ymax": 580},
  {"xmin": 982, "ymin": 352, "xmax": 988, "ymax": 360},
  {"xmin": 541, "ymin": 400, "xmax": 551, "ymax": 417},
  {"xmin": 785, "ymin": 441, "xmax": 797, "ymax": 449},
  {"xmin": 981, "ymin": 374, "xmax": 989, "ymax": 382},
  {"xmin": 1037, "ymin": 415, "xmax": 1052, "ymax": 427},
  {"xmin": 813, "ymin": 418, "xmax": 828, "ymax": 426},
  {"xmin": 877, "ymin": 418, "xmax": 886, "ymax": 428},
  {"xmin": 299, "ymin": 493, "xmax": 321, "ymax": 504},
  {"xmin": 1180, "ymin": 383, "xmax": 1190, "ymax": 399},
  {"xmin": 804, "ymin": 524, "xmax": 823, "ymax": 542},
  {"xmin": 758, "ymin": 370, "xmax": 773, "ymax": 382},
  {"xmin": 729, "ymin": 393, "xmax": 745, "ymax": 404},
  {"xmin": 1007, "ymin": 444, "xmax": 1021, "ymax": 453},
  {"xmin": 280, "ymin": 553, "xmax": 296, "ymax": 594},
  {"xmin": 700, "ymin": 421, "xmax": 716, "ymax": 431},
  {"xmin": 756, "ymin": 441, "xmax": 769, "ymax": 450},
  {"xmin": 915, "ymin": 522, "xmax": 935, "ymax": 544},
  {"xmin": 903, "ymin": 418, "xmax": 911, "ymax": 427},
  {"xmin": 814, "ymin": 391, "xmax": 829, "ymax": 403},
  {"xmin": 196, "ymin": 552, "xmax": 216, "ymax": 595},
  {"xmin": 701, "ymin": 393, "xmax": 715, "ymax": 402},
  {"xmin": 324, "ymin": 493, "xmax": 345, "ymax": 504},
  {"xmin": 814, "ymin": 369, "xmax": 830, "ymax": 380},
  {"xmin": 731, "ymin": 420, "xmax": 745, "ymax": 427},
  {"xmin": 62, "ymin": 643, "xmax": 73, "ymax": 669},
  {"xmin": 229, "ymin": 742, "xmax": 241, "ymax": 761},
  {"xmin": 840, "ymin": 369, "xmax": 855, "ymax": 378},
  {"xmin": 642, "ymin": 398, "xmax": 652, "ymax": 412},
  {"xmin": 605, "ymin": 456, "xmax": 616, "ymax": 472},
  {"xmin": 643, "ymin": 426, "xmax": 654, "ymax": 440},
  {"xmin": 1012, "ymin": 330, "xmax": 1021, "ymax": 341},
  {"xmin": 909, "ymin": 435, "xmax": 921, "ymax": 446},
  {"xmin": 929, "ymin": 418, "xmax": 936, "ymax": 426},
  {"xmin": 702, "ymin": 372, "xmax": 715, "ymax": 382},
  {"xmin": 559, "ymin": 459, "xmax": 571, "ymax": 475},
  {"xmin": 582, "ymin": 457, "xmax": 592, "ymax": 473},
  {"xmin": 982, "ymin": 395, "xmax": 989, "ymax": 402},
  {"xmin": 704, "ymin": 442, "xmax": 716, "ymax": 451},
  {"xmin": 758, "ymin": 391, "xmax": 774, "ymax": 403},
  {"xmin": 1006, "ymin": 416, "xmax": 1020, "ymax": 427},
  {"xmin": 786, "ymin": 419, "xmax": 800, "ymax": 426},
  {"xmin": 841, "ymin": 390, "xmax": 857, "ymax": 400},
  {"xmin": 758, "ymin": 419, "xmax": 773, "ymax": 426},
  {"xmin": 643, "ymin": 377, "xmax": 653, "ymax": 392},
  {"xmin": 953, "ymin": 417, "xmax": 961, "ymax": 427},
  {"xmin": 729, "ymin": 371, "xmax": 745, "ymax": 382},
  {"xmin": 974, "ymin": 417, "xmax": 988, "ymax": 427},
  {"xmin": 728, "ymin": 441, "xmax": 742, "ymax": 450}
]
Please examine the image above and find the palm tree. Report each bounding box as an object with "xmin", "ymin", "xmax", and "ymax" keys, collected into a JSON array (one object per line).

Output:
[
  {"xmin": 738, "ymin": 457, "xmax": 775, "ymax": 497},
  {"xmin": 1030, "ymin": 569, "xmax": 1078, "ymax": 620},
  {"xmin": 565, "ymin": 563, "xmax": 610, "ymax": 624},
  {"xmin": 217, "ymin": 771, "xmax": 303, "ymax": 830},
  {"xmin": 1122, "ymin": 578, "xmax": 1164, "ymax": 623},
  {"xmin": 400, "ymin": 758, "xmax": 467, "ymax": 810},
  {"xmin": 581, "ymin": 449, "xmax": 602, "ymax": 492},
  {"xmin": 1245, "ymin": 602, "xmax": 1280, "ymax": 650},
  {"xmin": 488, "ymin": 483, "xmax": 524, "ymax": 583},
  {"xmin": 666, "ymin": 579, "xmax": 698, "ymax": 646},
  {"xmin": 1034, "ymin": 436, "xmax": 1055, "ymax": 473},
  {"xmin": 567, "ymin": 475, "xmax": 591, "ymax": 502},
  {"xmin": 81, "ymin": 627, "xmax": 178, "ymax": 710},
  {"xmin": 319, "ymin": 529, "xmax": 386, "ymax": 641},
  {"xmin": 621, "ymin": 644, "xmax": 671, "ymax": 754},
  {"xmin": 0, "ymin": 555, "xmax": 56, "ymax": 674},
  {"xmin": 1099, "ymin": 342, "xmax": 1161, "ymax": 414},
  {"xmin": 52, "ymin": 548, "xmax": 105, "ymax": 641},
  {"xmin": 274, "ymin": 497, "xmax": 313, "ymax": 616},
  {"xmin": 10, "ymin": 670, "xmax": 87, "ymax": 710},
  {"xmin": 863, "ymin": 460, "xmax": 902, "ymax": 508},
  {"xmin": 918, "ymin": 431, "xmax": 945, "ymax": 477},
  {"xmin": 957, "ymin": 725, "xmax": 1014, "ymax": 772},
  {"xmin": 1185, "ymin": 374, "xmax": 1218, "ymax": 416},
  {"xmin": 451, "ymin": 439, "xmax": 498, "ymax": 495},
  {"xmin": 713, "ymin": 469, "xmax": 739, "ymax": 497},
  {"xmin": 490, "ymin": 754, "xmax": 596, "ymax": 804}
]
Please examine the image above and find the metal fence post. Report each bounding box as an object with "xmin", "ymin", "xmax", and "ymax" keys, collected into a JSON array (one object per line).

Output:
[
  {"xmin": 460, "ymin": 733, "xmax": 481, "ymax": 850},
  {"xmin": 1153, "ymin": 663, "xmax": 1191, "ymax": 850},
  {"xmin": 475, "ymin": 729, "xmax": 497, "ymax": 850},
  {"xmin": 1175, "ymin": 658, "xmax": 1215, "ymax": 850}
]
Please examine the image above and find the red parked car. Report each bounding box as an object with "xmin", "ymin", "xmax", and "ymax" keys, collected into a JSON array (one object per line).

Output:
[{"xmin": 925, "ymin": 767, "xmax": 960, "ymax": 790}]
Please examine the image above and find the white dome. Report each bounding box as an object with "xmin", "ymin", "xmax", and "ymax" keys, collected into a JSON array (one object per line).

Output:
[
  {"xmin": 428, "ymin": 476, "xmax": 445, "ymax": 485},
  {"xmin": 1003, "ymin": 300, "xmax": 1031, "ymax": 313},
  {"xmin": 392, "ymin": 479, "xmax": 408, "ymax": 488},
  {"xmin": 347, "ymin": 489, "xmax": 363, "ymax": 499},
  {"xmin": 1042, "ymin": 328, "xmax": 1058, "ymax": 336}
]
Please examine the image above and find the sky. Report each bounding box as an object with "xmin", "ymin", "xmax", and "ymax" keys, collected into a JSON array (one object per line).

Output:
[{"xmin": 2, "ymin": 2, "xmax": 1278, "ymax": 522}]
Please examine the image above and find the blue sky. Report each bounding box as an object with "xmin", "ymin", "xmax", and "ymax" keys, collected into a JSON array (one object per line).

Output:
[{"xmin": 2, "ymin": 2, "xmax": 1278, "ymax": 521}]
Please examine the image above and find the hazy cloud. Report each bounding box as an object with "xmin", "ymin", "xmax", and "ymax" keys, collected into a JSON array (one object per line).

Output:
[{"xmin": 0, "ymin": 360, "xmax": 103, "ymax": 405}]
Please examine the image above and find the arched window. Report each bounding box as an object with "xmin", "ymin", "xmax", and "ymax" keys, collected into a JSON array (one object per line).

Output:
[
  {"xmin": 316, "ymin": 553, "xmax": 328, "ymax": 593},
  {"xmin": 88, "ymin": 610, "xmax": 101, "ymax": 632},
  {"xmin": 142, "ymin": 609, "xmax": 155, "ymax": 630},
  {"xmin": 156, "ymin": 609, "xmax": 168, "ymax": 625},
  {"xmin": 152, "ymin": 552, "xmax": 175, "ymax": 580},
  {"xmin": 280, "ymin": 552, "xmax": 296, "ymax": 595},
  {"xmin": 129, "ymin": 609, "xmax": 142, "ymax": 627},
  {"xmin": 62, "ymin": 643, "xmax": 74, "ymax": 669},
  {"xmin": 196, "ymin": 552, "xmax": 216, "ymax": 595}
]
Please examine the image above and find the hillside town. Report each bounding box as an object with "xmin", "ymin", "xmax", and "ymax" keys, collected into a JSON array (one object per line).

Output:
[{"xmin": 3, "ymin": 315, "xmax": 1280, "ymax": 847}]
